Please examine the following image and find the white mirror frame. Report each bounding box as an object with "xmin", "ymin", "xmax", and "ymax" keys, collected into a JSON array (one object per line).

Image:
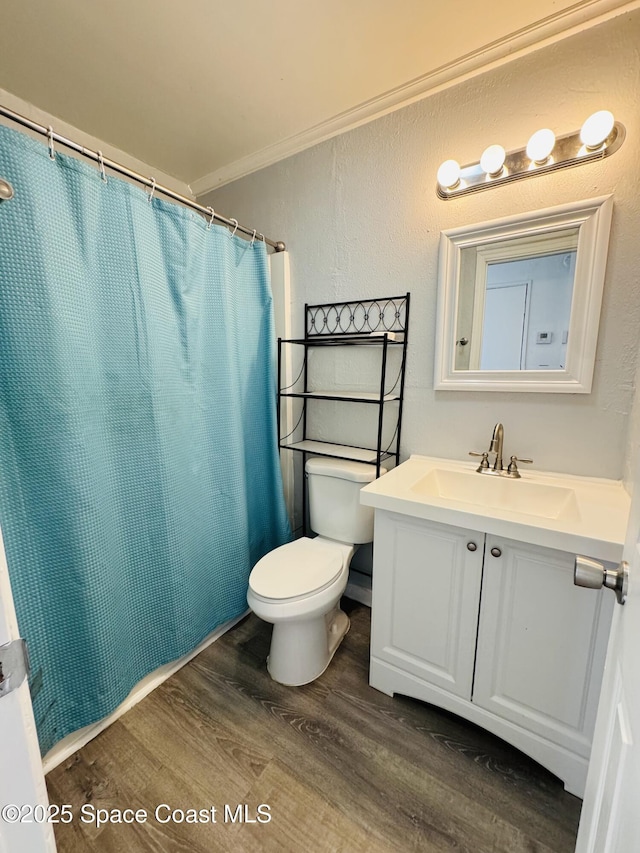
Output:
[{"xmin": 434, "ymin": 195, "xmax": 613, "ymax": 393}]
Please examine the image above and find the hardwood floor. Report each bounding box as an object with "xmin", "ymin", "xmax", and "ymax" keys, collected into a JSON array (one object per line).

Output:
[{"xmin": 46, "ymin": 599, "xmax": 582, "ymax": 852}]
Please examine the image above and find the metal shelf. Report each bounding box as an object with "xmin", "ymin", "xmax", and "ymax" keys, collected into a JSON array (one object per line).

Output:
[
  {"xmin": 280, "ymin": 440, "xmax": 395, "ymax": 465},
  {"xmin": 280, "ymin": 334, "xmax": 405, "ymax": 347},
  {"xmin": 277, "ymin": 293, "xmax": 410, "ymax": 536},
  {"xmin": 280, "ymin": 390, "xmax": 400, "ymax": 403}
]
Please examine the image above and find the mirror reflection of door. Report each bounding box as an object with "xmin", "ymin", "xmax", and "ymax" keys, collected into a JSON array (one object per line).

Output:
[
  {"xmin": 455, "ymin": 230, "xmax": 578, "ymax": 372},
  {"xmin": 480, "ymin": 281, "xmax": 529, "ymax": 369}
]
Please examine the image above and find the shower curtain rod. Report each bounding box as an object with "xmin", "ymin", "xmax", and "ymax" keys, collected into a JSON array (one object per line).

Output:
[{"xmin": 0, "ymin": 103, "xmax": 286, "ymax": 252}]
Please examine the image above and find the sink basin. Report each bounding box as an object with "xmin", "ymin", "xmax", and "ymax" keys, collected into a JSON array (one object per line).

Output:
[
  {"xmin": 360, "ymin": 455, "xmax": 630, "ymax": 562},
  {"xmin": 410, "ymin": 468, "xmax": 578, "ymax": 520}
]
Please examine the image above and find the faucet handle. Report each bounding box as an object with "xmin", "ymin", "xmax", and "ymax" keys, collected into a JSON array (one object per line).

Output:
[
  {"xmin": 507, "ymin": 455, "xmax": 533, "ymax": 476},
  {"xmin": 469, "ymin": 451, "xmax": 490, "ymax": 470}
]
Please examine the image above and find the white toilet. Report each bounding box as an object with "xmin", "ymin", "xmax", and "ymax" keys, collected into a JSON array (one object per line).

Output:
[{"xmin": 247, "ymin": 457, "xmax": 384, "ymax": 686}]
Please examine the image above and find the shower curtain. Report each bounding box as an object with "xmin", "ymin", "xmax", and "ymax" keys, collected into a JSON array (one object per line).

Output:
[{"xmin": 0, "ymin": 124, "xmax": 290, "ymax": 754}]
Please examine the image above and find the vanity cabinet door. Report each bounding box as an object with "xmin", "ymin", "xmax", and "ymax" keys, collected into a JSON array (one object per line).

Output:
[
  {"xmin": 472, "ymin": 535, "xmax": 614, "ymax": 759},
  {"xmin": 370, "ymin": 512, "xmax": 483, "ymax": 699}
]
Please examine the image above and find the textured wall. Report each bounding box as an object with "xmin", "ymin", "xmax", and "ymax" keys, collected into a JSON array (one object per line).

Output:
[{"xmin": 202, "ymin": 11, "xmax": 640, "ymax": 481}]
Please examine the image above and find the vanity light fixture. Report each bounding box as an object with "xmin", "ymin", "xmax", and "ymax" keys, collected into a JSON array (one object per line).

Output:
[
  {"xmin": 436, "ymin": 110, "xmax": 625, "ymax": 199},
  {"xmin": 580, "ymin": 110, "xmax": 615, "ymax": 148},
  {"xmin": 436, "ymin": 159, "xmax": 462, "ymax": 190},
  {"xmin": 526, "ymin": 128, "xmax": 556, "ymax": 164},
  {"xmin": 479, "ymin": 144, "xmax": 506, "ymax": 177}
]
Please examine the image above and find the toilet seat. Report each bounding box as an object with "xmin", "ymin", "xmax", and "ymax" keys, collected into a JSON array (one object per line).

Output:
[{"xmin": 249, "ymin": 537, "xmax": 345, "ymax": 601}]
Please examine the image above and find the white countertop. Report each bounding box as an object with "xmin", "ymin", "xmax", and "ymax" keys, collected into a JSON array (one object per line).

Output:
[{"xmin": 360, "ymin": 455, "xmax": 630, "ymax": 563}]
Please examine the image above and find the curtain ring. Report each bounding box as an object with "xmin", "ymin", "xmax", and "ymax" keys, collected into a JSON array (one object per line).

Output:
[
  {"xmin": 47, "ymin": 126, "xmax": 55, "ymax": 160},
  {"xmin": 250, "ymin": 229, "xmax": 257, "ymax": 246},
  {"xmin": 258, "ymin": 233, "xmax": 265, "ymax": 243},
  {"xmin": 229, "ymin": 218, "xmax": 239, "ymax": 239},
  {"xmin": 147, "ymin": 178, "xmax": 156, "ymax": 202},
  {"xmin": 206, "ymin": 206, "xmax": 215, "ymax": 229},
  {"xmin": 97, "ymin": 151, "xmax": 107, "ymax": 183}
]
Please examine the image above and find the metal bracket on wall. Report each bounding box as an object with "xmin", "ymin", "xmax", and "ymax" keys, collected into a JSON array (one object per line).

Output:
[{"xmin": 0, "ymin": 639, "xmax": 30, "ymax": 699}]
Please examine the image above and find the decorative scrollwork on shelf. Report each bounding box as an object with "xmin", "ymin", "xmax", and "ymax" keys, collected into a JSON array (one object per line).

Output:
[{"xmin": 306, "ymin": 294, "xmax": 408, "ymax": 338}]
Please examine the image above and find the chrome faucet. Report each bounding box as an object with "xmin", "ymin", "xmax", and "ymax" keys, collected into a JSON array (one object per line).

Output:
[
  {"xmin": 469, "ymin": 422, "xmax": 533, "ymax": 478},
  {"xmin": 488, "ymin": 422, "xmax": 504, "ymax": 472}
]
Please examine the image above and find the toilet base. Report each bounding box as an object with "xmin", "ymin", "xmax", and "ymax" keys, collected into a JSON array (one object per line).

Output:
[{"xmin": 267, "ymin": 607, "xmax": 350, "ymax": 686}]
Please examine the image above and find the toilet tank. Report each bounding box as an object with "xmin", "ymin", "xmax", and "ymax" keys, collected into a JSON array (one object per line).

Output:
[{"xmin": 305, "ymin": 457, "xmax": 386, "ymax": 544}]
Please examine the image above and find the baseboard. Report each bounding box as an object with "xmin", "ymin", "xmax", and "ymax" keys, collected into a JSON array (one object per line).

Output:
[
  {"xmin": 345, "ymin": 577, "xmax": 372, "ymax": 608},
  {"xmin": 42, "ymin": 609, "xmax": 248, "ymax": 774}
]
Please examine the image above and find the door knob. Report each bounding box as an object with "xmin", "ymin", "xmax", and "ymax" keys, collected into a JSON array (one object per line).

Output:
[
  {"xmin": 490, "ymin": 546, "xmax": 502, "ymax": 558},
  {"xmin": 574, "ymin": 555, "xmax": 628, "ymax": 605}
]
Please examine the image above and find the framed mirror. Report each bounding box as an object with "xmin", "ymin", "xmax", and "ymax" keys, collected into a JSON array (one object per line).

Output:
[{"xmin": 434, "ymin": 195, "xmax": 613, "ymax": 392}]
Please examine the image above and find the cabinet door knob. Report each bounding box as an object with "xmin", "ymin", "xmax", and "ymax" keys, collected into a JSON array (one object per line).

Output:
[
  {"xmin": 490, "ymin": 546, "xmax": 502, "ymax": 558},
  {"xmin": 467, "ymin": 541, "xmax": 477, "ymax": 552}
]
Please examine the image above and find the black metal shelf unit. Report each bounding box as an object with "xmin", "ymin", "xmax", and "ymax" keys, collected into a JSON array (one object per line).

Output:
[{"xmin": 277, "ymin": 294, "xmax": 410, "ymax": 535}]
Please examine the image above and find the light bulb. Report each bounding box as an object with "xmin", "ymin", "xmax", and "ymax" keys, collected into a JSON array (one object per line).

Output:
[
  {"xmin": 580, "ymin": 110, "xmax": 615, "ymax": 148},
  {"xmin": 480, "ymin": 144, "xmax": 506, "ymax": 176},
  {"xmin": 437, "ymin": 159, "xmax": 461, "ymax": 189},
  {"xmin": 526, "ymin": 128, "xmax": 556, "ymax": 164}
]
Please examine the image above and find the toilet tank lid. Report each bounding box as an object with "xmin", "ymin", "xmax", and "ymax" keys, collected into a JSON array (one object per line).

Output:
[{"xmin": 305, "ymin": 457, "xmax": 386, "ymax": 483}]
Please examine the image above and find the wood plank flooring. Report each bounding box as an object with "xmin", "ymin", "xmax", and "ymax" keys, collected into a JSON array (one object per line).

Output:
[{"xmin": 46, "ymin": 599, "xmax": 582, "ymax": 852}]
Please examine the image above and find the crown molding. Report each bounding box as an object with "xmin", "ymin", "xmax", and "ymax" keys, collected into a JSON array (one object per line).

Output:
[{"xmin": 192, "ymin": 0, "xmax": 640, "ymax": 198}]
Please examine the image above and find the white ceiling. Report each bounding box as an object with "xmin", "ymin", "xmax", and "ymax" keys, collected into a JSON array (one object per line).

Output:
[{"xmin": 0, "ymin": 0, "xmax": 636, "ymax": 194}]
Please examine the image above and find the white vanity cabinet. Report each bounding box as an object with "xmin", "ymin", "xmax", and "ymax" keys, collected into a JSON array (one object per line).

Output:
[
  {"xmin": 369, "ymin": 511, "xmax": 614, "ymax": 797},
  {"xmin": 369, "ymin": 513, "xmax": 484, "ymax": 699}
]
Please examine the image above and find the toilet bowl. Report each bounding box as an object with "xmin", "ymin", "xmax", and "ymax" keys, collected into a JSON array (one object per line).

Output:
[
  {"xmin": 247, "ymin": 536, "xmax": 354, "ymax": 685},
  {"xmin": 247, "ymin": 457, "xmax": 384, "ymax": 686}
]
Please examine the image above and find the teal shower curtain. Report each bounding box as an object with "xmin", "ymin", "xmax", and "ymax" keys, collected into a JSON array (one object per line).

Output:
[{"xmin": 0, "ymin": 124, "xmax": 290, "ymax": 754}]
